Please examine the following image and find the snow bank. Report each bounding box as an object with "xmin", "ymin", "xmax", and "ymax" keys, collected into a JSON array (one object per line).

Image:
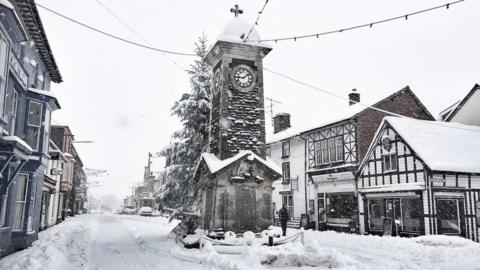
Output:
[{"xmin": 0, "ymin": 216, "xmax": 96, "ymax": 270}]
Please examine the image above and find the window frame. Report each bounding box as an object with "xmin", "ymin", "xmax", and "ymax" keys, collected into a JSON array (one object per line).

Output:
[
  {"xmin": 26, "ymin": 100, "xmax": 43, "ymax": 151},
  {"xmin": 0, "ymin": 189, "xmax": 8, "ymax": 228},
  {"xmin": 282, "ymin": 161, "xmax": 290, "ymax": 184},
  {"xmin": 313, "ymin": 135, "xmax": 344, "ymax": 165},
  {"xmin": 282, "ymin": 140, "xmax": 290, "ymax": 158},
  {"xmin": 27, "ymin": 179, "xmax": 37, "ymax": 232},
  {"xmin": 0, "ymin": 34, "xmax": 8, "ymax": 118},
  {"xmin": 12, "ymin": 174, "xmax": 29, "ymax": 231},
  {"xmin": 382, "ymin": 153, "xmax": 398, "ymax": 172}
]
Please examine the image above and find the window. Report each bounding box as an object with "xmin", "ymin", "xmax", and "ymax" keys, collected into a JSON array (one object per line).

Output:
[
  {"xmin": 13, "ymin": 174, "xmax": 29, "ymax": 231},
  {"xmin": 313, "ymin": 136, "xmax": 344, "ymax": 165},
  {"xmin": 26, "ymin": 101, "xmax": 43, "ymax": 150},
  {"xmin": 368, "ymin": 199, "xmax": 384, "ymax": 230},
  {"xmin": 401, "ymin": 198, "xmax": 422, "ymax": 232},
  {"xmin": 0, "ymin": 190, "xmax": 8, "ymax": 227},
  {"xmin": 436, "ymin": 198, "xmax": 463, "ymax": 235},
  {"xmin": 327, "ymin": 193, "xmax": 356, "ymax": 219},
  {"xmin": 282, "ymin": 141, "xmax": 290, "ymax": 157},
  {"xmin": 282, "ymin": 162, "xmax": 290, "ymax": 183},
  {"xmin": 43, "ymin": 107, "xmax": 51, "ymax": 153},
  {"xmin": 265, "ymin": 146, "xmax": 271, "ymax": 158},
  {"xmin": 0, "ymin": 35, "xmax": 8, "ymax": 117},
  {"xmin": 10, "ymin": 90, "xmax": 18, "ymax": 135},
  {"xmin": 382, "ymin": 153, "xmax": 398, "ymax": 172},
  {"xmin": 27, "ymin": 179, "xmax": 37, "ymax": 232}
]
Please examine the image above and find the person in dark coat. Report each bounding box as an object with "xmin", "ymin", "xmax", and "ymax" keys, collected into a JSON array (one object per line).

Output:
[{"xmin": 278, "ymin": 204, "xmax": 289, "ymax": 236}]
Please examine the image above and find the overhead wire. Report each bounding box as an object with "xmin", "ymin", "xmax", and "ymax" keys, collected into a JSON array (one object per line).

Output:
[
  {"xmin": 246, "ymin": 0, "xmax": 465, "ymax": 43},
  {"xmin": 36, "ymin": 2, "xmax": 196, "ymax": 56},
  {"xmin": 243, "ymin": 0, "xmax": 270, "ymax": 42}
]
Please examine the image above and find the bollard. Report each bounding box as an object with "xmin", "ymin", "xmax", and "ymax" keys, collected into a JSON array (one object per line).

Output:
[
  {"xmin": 199, "ymin": 233, "xmax": 203, "ymax": 250},
  {"xmin": 268, "ymin": 236, "xmax": 273, "ymax": 246},
  {"xmin": 300, "ymin": 228, "xmax": 305, "ymax": 245}
]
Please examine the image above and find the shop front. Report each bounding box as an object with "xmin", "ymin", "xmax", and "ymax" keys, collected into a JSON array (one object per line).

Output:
[
  {"xmin": 362, "ymin": 192, "xmax": 424, "ymax": 236},
  {"xmin": 312, "ymin": 171, "xmax": 358, "ymax": 232}
]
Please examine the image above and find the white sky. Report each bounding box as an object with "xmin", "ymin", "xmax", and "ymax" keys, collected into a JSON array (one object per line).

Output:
[{"xmin": 38, "ymin": 0, "xmax": 480, "ymax": 200}]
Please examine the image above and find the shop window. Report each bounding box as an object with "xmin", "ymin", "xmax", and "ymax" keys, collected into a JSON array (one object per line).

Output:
[
  {"xmin": 282, "ymin": 141, "xmax": 290, "ymax": 157},
  {"xmin": 265, "ymin": 146, "xmax": 271, "ymax": 158},
  {"xmin": 436, "ymin": 198, "xmax": 462, "ymax": 235},
  {"xmin": 13, "ymin": 174, "xmax": 29, "ymax": 231},
  {"xmin": 327, "ymin": 193, "xmax": 356, "ymax": 219},
  {"xmin": 400, "ymin": 198, "xmax": 422, "ymax": 232},
  {"xmin": 368, "ymin": 199, "xmax": 384, "ymax": 230},
  {"xmin": 27, "ymin": 179, "xmax": 37, "ymax": 232},
  {"xmin": 317, "ymin": 193, "xmax": 326, "ymax": 223},
  {"xmin": 476, "ymin": 201, "xmax": 480, "ymax": 224},
  {"xmin": 382, "ymin": 153, "xmax": 398, "ymax": 172}
]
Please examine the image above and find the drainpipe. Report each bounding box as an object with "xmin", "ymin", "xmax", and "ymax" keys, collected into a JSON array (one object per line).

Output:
[{"xmin": 299, "ymin": 133, "xmax": 308, "ymax": 227}]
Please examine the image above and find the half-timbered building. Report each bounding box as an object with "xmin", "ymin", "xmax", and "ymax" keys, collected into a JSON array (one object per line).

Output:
[
  {"xmin": 268, "ymin": 87, "xmax": 434, "ymax": 231},
  {"xmin": 357, "ymin": 117, "xmax": 480, "ymax": 242}
]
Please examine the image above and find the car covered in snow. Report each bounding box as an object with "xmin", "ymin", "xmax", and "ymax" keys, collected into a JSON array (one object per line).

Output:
[
  {"xmin": 120, "ymin": 206, "xmax": 136, "ymax": 215},
  {"xmin": 138, "ymin": 207, "xmax": 153, "ymax": 217}
]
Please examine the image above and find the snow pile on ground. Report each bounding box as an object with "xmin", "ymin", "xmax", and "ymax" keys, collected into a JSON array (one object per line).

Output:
[
  {"xmin": 2, "ymin": 215, "xmax": 480, "ymax": 270},
  {"xmin": 0, "ymin": 216, "xmax": 96, "ymax": 270}
]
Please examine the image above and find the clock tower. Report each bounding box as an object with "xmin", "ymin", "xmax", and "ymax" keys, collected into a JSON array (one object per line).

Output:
[
  {"xmin": 204, "ymin": 5, "xmax": 272, "ymax": 160},
  {"xmin": 196, "ymin": 5, "xmax": 280, "ymax": 233}
]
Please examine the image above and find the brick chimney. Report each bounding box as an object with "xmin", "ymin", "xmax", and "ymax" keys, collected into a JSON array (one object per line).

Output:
[
  {"xmin": 349, "ymin": 89, "xmax": 360, "ymax": 106},
  {"xmin": 273, "ymin": 113, "xmax": 291, "ymax": 134}
]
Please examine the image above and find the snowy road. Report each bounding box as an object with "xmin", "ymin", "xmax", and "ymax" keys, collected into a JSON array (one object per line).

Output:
[{"xmin": 1, "ymin": 214, "xmax": 480, "ymax": 270}]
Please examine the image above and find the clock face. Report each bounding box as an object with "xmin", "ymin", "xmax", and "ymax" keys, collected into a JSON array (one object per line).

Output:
[
  {"xmin": 213, "ymin": 69, "xmax": 222, "ymax": 95},
  {"xmin": 233, "ymin": 65, "xmax": 255, "ymax": 90}
]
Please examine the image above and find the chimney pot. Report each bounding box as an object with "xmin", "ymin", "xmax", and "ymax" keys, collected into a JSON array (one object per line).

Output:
[
  {"xmin": 349, "ymin": 88, "xmax": 360, "ymax": 106},
  {"xmin": 273, "ymin": 113, "xmax": 291, "ymax": 134}
]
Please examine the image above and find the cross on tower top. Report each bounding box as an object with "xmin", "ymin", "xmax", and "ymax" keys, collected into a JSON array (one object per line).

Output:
[{"xmin": 230, "ymin": 4, "xmax": 243, "ymax": 17}]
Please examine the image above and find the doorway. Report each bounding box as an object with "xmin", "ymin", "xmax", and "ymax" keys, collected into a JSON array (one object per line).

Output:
[
  {"xmin": 385, "ymin": 199, "xmax": 401, "ymax": 236},
  {"xmin": 282, "ymin": 193, "xmax": 293, "ymax": 218}
]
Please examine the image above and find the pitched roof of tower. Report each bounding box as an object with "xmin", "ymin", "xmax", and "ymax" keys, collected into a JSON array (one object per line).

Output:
[
  {"xmin": 217, "ymin": 17, "xmax": 271, "ymax": 49},
  {"xmin": 201, "ymin": 150, "xmax": 282, "ymax": 175}
]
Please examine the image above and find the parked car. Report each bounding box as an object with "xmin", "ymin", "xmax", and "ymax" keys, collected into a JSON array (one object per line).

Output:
[
  {"xmin": 120, "ymin": 206, "xmax": 136, "ymax": 215},
  {"xmin": 138, "ymin": 207, "xmax": 153, "ymax": 217}
]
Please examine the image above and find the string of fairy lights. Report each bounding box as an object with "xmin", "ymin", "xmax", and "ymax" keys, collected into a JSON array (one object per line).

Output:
[
  {"xmin": 243, "ymin": 0, "xmax": 270, "ymax": 42},
  {"xmin": 36, "ymin": 1, "xmax": 478, "ymax": 132},
  {"xmin": 245, "ymin": 0, "xmax": 465, "ymax": 43}
]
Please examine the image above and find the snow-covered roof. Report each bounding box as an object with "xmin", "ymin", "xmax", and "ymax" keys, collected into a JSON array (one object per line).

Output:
[
  {"xmin": 267, "ymin": 86, "xmax": 432, "ymax": 144},
  {"xmin": 28, "ymin": 87, "xmax": 57, "ymax": 99},
  {"xmin": 267, "ymin": 103, "xmax": 366, "ymax": 144},
  {"xmin": 201, "ymin": 150, "xmax": 282, "ymax": 175},
  {"xmin": 384, "ymin": 116, "xmax": 480, "ymax": 173},
  {"xmin": 217, "ymin": 17, "xmax": 271, "ymax": 49},
  {"xmin": 2, "ymin": 135, "xmax": 33, "ymax": 153},
  {"xmin": 0, "ymin": 0, "xmax": 13, "ymax": 9}
]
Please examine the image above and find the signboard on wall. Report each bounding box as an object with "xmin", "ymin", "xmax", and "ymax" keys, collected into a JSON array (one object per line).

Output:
[{"xmin": 311, "ymin": 172, "xmax": 354, "ymax": 183}]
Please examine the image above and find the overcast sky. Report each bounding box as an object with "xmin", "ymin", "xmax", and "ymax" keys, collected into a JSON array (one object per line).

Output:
[{"xmin": 37, "ymin": 0, "xmax": 479, "ymax": 201}]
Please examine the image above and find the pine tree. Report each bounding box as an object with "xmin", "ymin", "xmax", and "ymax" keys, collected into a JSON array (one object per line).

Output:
[{"xmin": 158, "ymin": 34, "xmax": 212, "ymax": 211}]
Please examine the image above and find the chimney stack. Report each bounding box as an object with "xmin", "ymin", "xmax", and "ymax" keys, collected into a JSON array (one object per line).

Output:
[
  {"xmin": 273, "ymin": 113, "xmax": 291, "ymax": 134},
  {"xmin": 349, "ymin": 89, "xmax": 360, "ymax": 106}
]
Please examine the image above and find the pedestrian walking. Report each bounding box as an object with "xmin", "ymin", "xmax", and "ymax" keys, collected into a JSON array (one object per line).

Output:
[{"xmin": 278, "ymin": 204, "xmax": 289, "ymax": 236}]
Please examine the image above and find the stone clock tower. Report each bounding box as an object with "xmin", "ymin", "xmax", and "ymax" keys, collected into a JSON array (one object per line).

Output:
[
  {"xmin": 204, "ymin": 5, "xmax": 272, "ymax": 160},
  {"xmin": 196, "ymin": 6, "xmax": 281, "ymax": 233}
]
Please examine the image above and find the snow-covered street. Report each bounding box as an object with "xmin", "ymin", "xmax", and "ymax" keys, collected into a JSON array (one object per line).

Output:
[{"xmin": 1, "ymin": 214, "xmax": 480, "ymax": 270}]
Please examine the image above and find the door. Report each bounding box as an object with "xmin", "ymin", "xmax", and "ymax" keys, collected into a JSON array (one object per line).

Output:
[
  {"xmin": 235, "ymin": 187, "xmax": 256, "ymax": 230},
  {"xmin": 385, "ymin": 199, "xmax": 401, "ymax": 236},
  {"xmin": 282, "ymin": 193, "xmax": 293, "ymax": 218}
]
